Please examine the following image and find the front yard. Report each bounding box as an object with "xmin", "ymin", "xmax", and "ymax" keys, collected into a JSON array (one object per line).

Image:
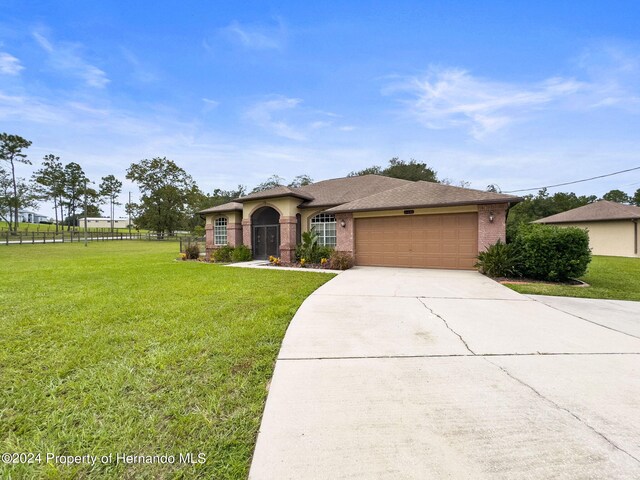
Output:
[
  {"xmin": 506, "ymin": 255, "xmax": 640, "ymax": 301},
  {"xmin": 0, "ymin": 241, "xmax": 333, "ymax": 479}
]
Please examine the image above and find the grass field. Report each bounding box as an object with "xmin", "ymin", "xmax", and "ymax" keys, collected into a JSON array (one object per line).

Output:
[
  {"xmin": 506, "ymin": 255, "xmax": 640, "ymax": 301},
  {"xmin": 0, "ymin": 221, "xmax": 148, "ymax": 233},
  {"xmin": 0, "ymin": 242, "xmax": 333, "ymax": 479}
]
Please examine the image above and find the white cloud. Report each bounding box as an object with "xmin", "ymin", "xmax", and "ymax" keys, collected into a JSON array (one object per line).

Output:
[
  {"xmin": 32, "ymin": 30, "xmax": 109, "ymax": 88},
  {"xmin": 0, "ymin": 52, "xmax": 24, "ymax": 75},
  {"xmin": 246, "ymin": 96, "xmax": 306, "ymax": 140},
  {"xmin": 202, "ymin": 98, "xmax": 220, "ymax": 111},
  {"xmin": 221, "ymin": 18, "xmax": 286, "ymax": 50},
  {"xmin": 386, "ymin": 67, "xmax": 585, "ymax": 139}
]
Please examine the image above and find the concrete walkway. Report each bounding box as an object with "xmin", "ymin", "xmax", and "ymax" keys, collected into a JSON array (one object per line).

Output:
[{"xmin": 249, "ymin": 267, "xmax": 640, "ymax": 479}]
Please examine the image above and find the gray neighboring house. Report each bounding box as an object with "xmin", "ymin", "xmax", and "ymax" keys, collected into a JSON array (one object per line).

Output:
[{"xmin": 534, "ymin": 200, "xmax": 640, "ymax": 258}]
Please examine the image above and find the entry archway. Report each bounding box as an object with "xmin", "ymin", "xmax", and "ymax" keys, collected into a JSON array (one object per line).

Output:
[{"xmin": 251, "ymin": 207, "xmax": 280, "ymax": 259}]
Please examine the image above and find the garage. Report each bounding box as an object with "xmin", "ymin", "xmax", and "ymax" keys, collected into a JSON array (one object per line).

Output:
[{"xmin": 354, "ymin": 212, "xmax": 478, "ymax": 269}]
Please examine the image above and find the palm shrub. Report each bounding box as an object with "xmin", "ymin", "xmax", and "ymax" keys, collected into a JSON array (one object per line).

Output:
[
  {"xmin": 514, "ymin": 224, "xmax": 591, "ymax": 281},
  {"xmin": 475, "ymin": 240, "xmax": 520, "ymax": 277}
]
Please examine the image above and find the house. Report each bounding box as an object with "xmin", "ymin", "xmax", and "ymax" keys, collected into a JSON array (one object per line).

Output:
[
  {"xmin": 17, "ymin": 211, "xmax": 49, "ymax": 224},
  {"xmin": 199, "ymin": 175, "xmax": 520, "ymax": 269},
  {"xmin": 534, "ymin": 200, "xmax": 640, "ymax": 258},
  {"xmin": 79, "ymin": 217, "xmax": 130, "ymax": 229}
]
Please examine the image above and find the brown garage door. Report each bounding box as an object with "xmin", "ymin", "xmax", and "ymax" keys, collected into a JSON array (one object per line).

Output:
[{"xmin": 355, "ymin": 213, "xmax": 478, "ymax": 269}]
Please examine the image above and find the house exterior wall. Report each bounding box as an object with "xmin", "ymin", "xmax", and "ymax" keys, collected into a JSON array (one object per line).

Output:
[
  {"xmin": 552, "ymin": 220, "xmax": 638, "ymax": 257},
  {"xmin": 204, "ymin": 211, "xmax": 243, "ymax": 260},
  {"xmin": 477, "ymin": 203, "xmax": 509, "ymax": 252},
  {"xmin": 335, "ymin": 213, "xmax": 355, "ymax": 254}
]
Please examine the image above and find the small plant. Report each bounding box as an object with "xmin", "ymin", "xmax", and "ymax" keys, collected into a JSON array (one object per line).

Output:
[
  {"xmin": 212, "ymin": 245, "xmax": 234, "ymax": 263},
  {"xmin": 300, "ymin": 258, "xmax": 306, "ymax": 267},
  {"xmin": 231, "ymin": 244, "xmax": 252, "ymax": 262},
  {"xmin": 179, "ymin": 253, "xmax": 187, "ymax": 261},
  {"xmin": 320, "ymin": 258, "xmax": 328, "ymax": 267},
  {"xmin": 329, "ymin": 250, "xmax": 354, "ymax": 270},
  {"xmin": 184, "ymin": 244, "xmax": 200, "ymax": 260},
  {"xmin": 475, "ymin": 240, "xmax": 520, "ymax": 277},
  {"xmin": 272, "ymin": 257, "xmax": 281, "ymax": 266}
]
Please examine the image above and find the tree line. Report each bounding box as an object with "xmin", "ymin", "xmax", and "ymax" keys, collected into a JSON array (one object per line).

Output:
[
  {"xmin": 1, "ymin": 133, "xmax": 123, "ymax": 233},
  {"xmin": 3, "ymin": 132, "xmax": 638, "ymax": 236}
]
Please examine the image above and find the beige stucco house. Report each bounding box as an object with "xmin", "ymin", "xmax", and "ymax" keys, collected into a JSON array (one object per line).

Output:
[
  {"xmin": 200, "ymin": 175, "xmax": 520, "ymax": 270},
  {"xmin": 534, "ymin": 200, "xmax": 640, "ymax": 258}
]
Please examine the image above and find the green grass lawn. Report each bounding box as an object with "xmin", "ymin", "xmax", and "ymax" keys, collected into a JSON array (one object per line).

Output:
[
  {"xmin": 506, "ymin": 255, "xmax": 640, "ymax": 301},
  {"xmin": 0, "ymin": 241, "xmax": 333, "ymax": 479}
]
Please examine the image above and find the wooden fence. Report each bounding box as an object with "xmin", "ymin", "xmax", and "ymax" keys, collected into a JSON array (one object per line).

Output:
[{"xmin": 2, "ymin": 231, "xmax": 192, "ymax": 245}]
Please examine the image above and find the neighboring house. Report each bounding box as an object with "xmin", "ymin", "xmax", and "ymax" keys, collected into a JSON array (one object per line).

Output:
[
  {"xmin": 79, "ymin": 217, "xmax": 130, "ymax": 229},
  {"xmin": 534, "ymin": 200, "xmax": 640, "ymax": 258},
  {"xmin": 200, "ymin": 175, "xmax": 519, "ymax": 270},
  {"xmin": 17, "ymin": 211, "xmax": 49, "ymax": 224}
]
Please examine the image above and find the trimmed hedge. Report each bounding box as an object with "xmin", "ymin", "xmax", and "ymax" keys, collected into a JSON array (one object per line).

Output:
[
  {"xmin": 513, "ymin": 224, "xmax": 591, "ymax": 281},
  {"xmin": 477, "ymin": 224, "xmax": 591, "ymax": 282}
]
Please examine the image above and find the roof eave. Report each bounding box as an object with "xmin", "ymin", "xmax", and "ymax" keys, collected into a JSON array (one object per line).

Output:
[{"xmin": 326, "ymin": 198, "xmax": 520, "ymax": 214}]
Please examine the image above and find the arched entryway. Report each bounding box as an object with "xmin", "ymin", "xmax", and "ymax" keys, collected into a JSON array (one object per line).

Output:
[{"xmin": 252, "ymin": 207, "xmax": 280, "ymax": 259}]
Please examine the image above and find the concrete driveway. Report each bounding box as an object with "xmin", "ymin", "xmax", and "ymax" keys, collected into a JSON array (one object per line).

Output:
[{"xmin": 249, "ymin": 267, "xmax": 640, "ymax": 479}]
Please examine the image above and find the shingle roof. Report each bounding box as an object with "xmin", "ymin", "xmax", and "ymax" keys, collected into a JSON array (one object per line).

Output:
[
  {"xmin": 324, "ymin": 181, "xmax": 520, "ymax": 213},
  {"xmin": 534, "ymin": 200, "xmax": 640, "ymax": 224},
  {"xmin": 234, "ymin": 185, "xmax": 314, "ymax": 203},
  {"xmin": 295, "ymin": 175, "xmax": 412, "ymax": 207},
  {"xmin": 198, "ymin": 201, "xmax": 243, "ymax": 214}
]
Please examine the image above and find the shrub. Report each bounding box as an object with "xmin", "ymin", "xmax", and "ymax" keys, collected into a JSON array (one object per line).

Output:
[
  {"xmin": 514, "ymin": 224, "xmax": 591, "ymax": 281},
  {"xmin": 475, "ymin": 240, "xmax": 521, "ymax": 277},
  {"xmin": 185, "ymin": 244, "xmax": 200, "ymax": 260},
  {"xmin": 329, "ymin": 250, "xmax": 354, "ymax": 270},
  {"xmin": 295, "ymin": 231, "xmax": 334, "ymax": 263},
  {"xmin": 231, "ymin": 244, "xmax": 252, "ymax": 262},
  {"xmin": 212, "ymin": 244, "xmax": 234, "ymax": 263}
]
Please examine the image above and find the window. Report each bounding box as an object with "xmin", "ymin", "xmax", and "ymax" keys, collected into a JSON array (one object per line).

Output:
[
  {"xmin": 214, "ymin": 217, "xmax": 228, "ymax": 245},
  {"xmin": 310, "ymin": 213, "xmax": 336, "ymax": 247}
]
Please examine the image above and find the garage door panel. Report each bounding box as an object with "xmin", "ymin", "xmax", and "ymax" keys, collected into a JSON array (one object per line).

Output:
[{"xmin": 355, "ymin": 213, "xmax": 478, "ymax": 270}]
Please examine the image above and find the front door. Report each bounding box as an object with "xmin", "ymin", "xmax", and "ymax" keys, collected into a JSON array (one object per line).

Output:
[{"xmin": 253, "ymin": 225, "xmax": 280, "ymax": 259}]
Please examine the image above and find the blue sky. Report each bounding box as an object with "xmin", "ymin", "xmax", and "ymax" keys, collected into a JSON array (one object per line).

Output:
[{"xmin": 1, "ymin": 1, "xmax": 640, "ymax": 216}]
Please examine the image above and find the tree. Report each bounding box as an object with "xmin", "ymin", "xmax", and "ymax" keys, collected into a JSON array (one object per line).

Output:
[
  {"xmin": 61, "ymin": 163, "xmax": 90, "ymax": 230},
  {"xmin": 126, "ymin": 157, "xmax": 198, "ymax": 235},
  {"xmin": 252, "ymin": 174, "xmax": 285, "ymax": 193},
  {"xmin": 99, "ymin": 174, "xmax": 123, "ymax": 232},
  {"xmin": 602, "ymin": 189, "xmax": 631, "ymax": 204},
  {"xmin": 633, "ymin": 188, "xmax": 640, "ymax": 207},
  {"xmin": 0, "ymin": 133, "xmax": 33, "ymax": 232},
  {"xmin": 506, "ymin": 189, "xmax": 597, "ymax": 241},
  {"xmin": 32, "ymin": 154, "xmax": 65, "ymax": 232},
  {"xmin": 289, "ymin": 174, "xmax": 313, "ymax": 188},
  {"xmin": 348, "ymin": 157, "xmax": 439, "ymax": 182}
]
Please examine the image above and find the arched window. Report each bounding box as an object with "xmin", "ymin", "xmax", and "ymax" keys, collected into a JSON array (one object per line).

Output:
[
  {"xmin": 214, "ymin": 217, "xmax": 228, "ymax": 245},
  {"xmin": 310, "ymin": 213, "xmax": 336, "ymax": 247}
]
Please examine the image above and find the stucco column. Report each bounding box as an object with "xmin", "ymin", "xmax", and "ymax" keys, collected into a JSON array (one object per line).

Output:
[
  {"xmin": 228, "ymin": 222, "xmax": 242, "ymax": 247},
  {"xmin": 335, "ymin": 213, "xmax": 354, "ymax": 255},
  {"xmin": 242, "ymin": 219, "xmax": 252, "ymax": 249},
  {"xmin": 477, "ymin": 203, "xmax": 509, "ymax": 252},
  {"xmin": 279, "ymin": 216, "xmax": 297, "ymax": 263}
]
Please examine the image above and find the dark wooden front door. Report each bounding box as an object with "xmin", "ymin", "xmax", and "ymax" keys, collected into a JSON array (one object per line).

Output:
[{"xmin": 253, "ymin": 225, "xmax": 280, "ymax": 259}]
